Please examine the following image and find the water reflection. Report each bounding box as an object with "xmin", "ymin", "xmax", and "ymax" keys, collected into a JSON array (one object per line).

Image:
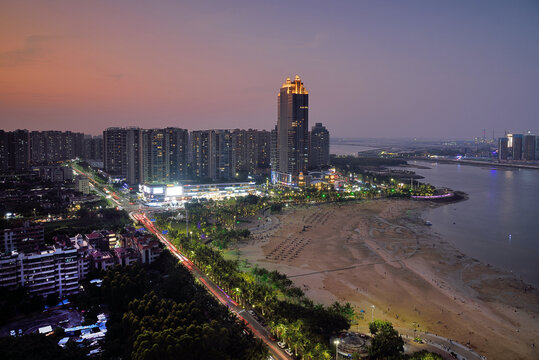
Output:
[{"xmin": 411, "ymin": 162, "xmax": 539, "ymax": 286}]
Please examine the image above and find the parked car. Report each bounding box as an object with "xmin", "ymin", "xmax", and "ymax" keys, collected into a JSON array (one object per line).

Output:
[
  {"xmin": 285, "ymin": 348, "xmax": 293, "ymax": 356},
  {"xmin": 248, "ymin": 309, "xmax": 259, "ymax": 319},
  {"xmin": 277, "ymin": 341, "xmax": 286, "ymax": 349}
]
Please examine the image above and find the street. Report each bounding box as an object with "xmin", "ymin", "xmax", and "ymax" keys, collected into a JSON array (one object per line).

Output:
[{"xmin": 134, "ymin": 212, "xmax": 292, "ymax": 360}]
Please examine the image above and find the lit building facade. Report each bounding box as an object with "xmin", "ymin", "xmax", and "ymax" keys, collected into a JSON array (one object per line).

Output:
[
  {"xmin": 190, "ymin": 130, "xmax": 212, "ymax": 179},
  {"xmin": 103, "ymin": 127, "xmax": 144, "ymax": 184},
  {"xmin": 191, "ymin": 129, "xmax": 232, "ymax": 180},
  {"xmin": 0, "ymin": 246, "xmax": 80, "ymax": 298},
  {"xmin": 231, "ymin": 129, "xmax": 270, "ymax": 176},
  {"xmin": 30, "ymin": 131, "xmax": 84, "ymax": 165},
  {"xmin": 142, "ymin": 128, "xmax": 188, "ymax": 183},
  {"xmin": 166, "ymin": 127, "xmax": 189, "ymax": 182},
  {"xmin": 276, "ymin": 75, "xmax": 309, "ymax": 177}
]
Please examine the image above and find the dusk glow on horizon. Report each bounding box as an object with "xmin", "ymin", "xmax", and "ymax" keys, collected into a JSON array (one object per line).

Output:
[{"xmin": 1, "ymin": 0, "xmax": 538, "ymax": 138}]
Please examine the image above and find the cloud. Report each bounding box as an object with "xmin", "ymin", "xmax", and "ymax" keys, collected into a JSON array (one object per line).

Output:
[{"xmin": 0, "ymin": 35, "xmax": 58, "ymax": 67}]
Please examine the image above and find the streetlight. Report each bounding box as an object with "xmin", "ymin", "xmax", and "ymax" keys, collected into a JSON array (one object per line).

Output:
[
  {"xmin": 185, "ymin": 207, "xmax": 189, "ymax": 240},
  {"xmin": 334, "ymin": 339, "xmax": 340, "ymax": 360},
  {"xmin": 371, "ymin": 305, "xmax": 375, "ymax": 322}
]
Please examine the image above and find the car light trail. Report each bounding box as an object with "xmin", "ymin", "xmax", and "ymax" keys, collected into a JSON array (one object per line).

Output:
[{"xmin": 135, "ymin": 212, "xmax": 289, "ymax": 360}]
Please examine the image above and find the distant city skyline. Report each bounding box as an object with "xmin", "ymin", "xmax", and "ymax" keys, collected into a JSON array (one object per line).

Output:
[{"xmin": 1, "ymin": 1, "xmax": 538, "ymax": 139}]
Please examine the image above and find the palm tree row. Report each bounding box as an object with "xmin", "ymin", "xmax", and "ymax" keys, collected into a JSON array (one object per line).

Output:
[{"xmin": 167, "ymin": 234, "xmax": 349, "ymax": 359}]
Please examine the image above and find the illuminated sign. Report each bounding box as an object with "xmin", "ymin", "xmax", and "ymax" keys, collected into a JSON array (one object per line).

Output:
[
  {"xmin": 166, "ymin": 186, "xmax": 183, "ymax": 196},
  {"xmin": 153, "ymin": 187, "xmax": 164, "ymax": 194}
]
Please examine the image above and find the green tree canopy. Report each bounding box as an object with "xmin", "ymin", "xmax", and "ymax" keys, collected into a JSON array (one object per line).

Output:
[{"xmin": 367, "ymin": 320, "xmax": 404, "ymax": 360}]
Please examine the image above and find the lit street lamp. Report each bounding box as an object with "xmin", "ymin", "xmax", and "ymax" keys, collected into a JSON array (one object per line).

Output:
[
  {"xmin": 334, "ymin": 339, "xmax": 340, "ymax": 360},
  {"xmin": 371, "ymin": 305, "xmax": 375, "ymax": 322}
]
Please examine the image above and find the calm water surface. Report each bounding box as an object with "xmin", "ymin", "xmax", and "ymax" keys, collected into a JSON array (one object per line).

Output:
[{"xmin": 409, "ymin": 161, "xmax": 539, "ymax": 287}]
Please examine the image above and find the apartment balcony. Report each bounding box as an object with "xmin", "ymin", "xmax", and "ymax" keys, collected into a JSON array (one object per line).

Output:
[
  {"xmin": 0, "ymin": 280, "xmax": 18, "ymax": 287},
  {"xmin": 25, "ymin": 266, "xmax": 55, "ymax": 273},
  {"xmin": 0, "ymin": 274, "xmax": 18, "ymax": 282}
]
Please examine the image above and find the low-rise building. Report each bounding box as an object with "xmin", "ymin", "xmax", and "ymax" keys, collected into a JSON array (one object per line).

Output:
[
  {"xmin": 113, "ymin": 247, "xmax": 139, "ymax": 266},
  {"xmin": 132, "ymin": 237, "xmax": 162, "ymax": 264},
  {"xmin": 75, "ymin": 175, "xmax": 90, "ymax": 195},
  {"xmin": 0, "ymin": 245, "xmax": 80, "ymax": 298},
  {"xmin": 32, "ymin": 166, "xmax": 73, "ymax": 182},
  {"xmin": 84, "ymin": 232, "xmax": 109, "ymax": 252},
  {"xmin": 101, "ymin": 230, "xmax": 118, "ymax": 249},
  {"xmin": 89, "ymin": 250, "xmax": 115, "ymax": 271}
]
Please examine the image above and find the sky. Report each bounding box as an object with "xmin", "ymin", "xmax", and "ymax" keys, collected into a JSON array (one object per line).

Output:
[{"xmin": 1, "ymin": 0, "xmax": 538, "ymax": 139}]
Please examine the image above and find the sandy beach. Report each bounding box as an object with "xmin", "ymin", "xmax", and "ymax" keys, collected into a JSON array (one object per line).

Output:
[{"xmin": 237, "ymin": 200, "xmax": 539, "ymax": 360}]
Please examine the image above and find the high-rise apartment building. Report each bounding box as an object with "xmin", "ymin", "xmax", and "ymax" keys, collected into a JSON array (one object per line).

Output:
[
  {"xmin": 143, "ymin": 129, "xmax": 167, "ymax": 183},
  {"xmin": 276, "ymin": 75, "xmax": 309, "ymax": 176},
  {"xmin": 231, "ymin": 129, "xmax": 257, "ymax": 175},
  {"xmin": 1, "ymin": 222, "xmax": 45, "ymax": 254},
  {"xmin": 309, "ymin": 123, "xmax": 330, "ymax": 168},
  {"xmin": 7, "ymin": 130, "xmax": 30, "ymax": 171},
  {"xmin": 30, "ymin": 131, "xmax": 84, "ymax": 165},
  {"xmin": 83, "ymin": 135, "xmax": 104, "ymax": 162},
  {"xmin": 191, "ymin": 130, "xmax": 232, "ymax": 180},
  {"xmin": 190, "ymin": 130, "xmax": 213, "ymax": 180},
  {"xmin": 498, "ymin": 137, "xmax": 509, "ymax": 161},
  {"xmin": 256, "ymin": 130, "xmax": 271, "ymax": 173},
  {"xmin": 143, "ymin": 127, "xmax": 189, "ymax": 183},
  {"xmin": 103, "ymin": 127, "xmax": 144, "ymax": 184},
  {"xmin": 30, "ymin": 131, "xmax": 47, "ymax": 164},
  {"xmin": 512, "ymin": 134, "xmax": 523, "ymax": 160},
  {"xmin": 0, "ymin": 245, "xmax": 80, "ymax": 298},
  {"xmin": 270, "ymin": 126, "xmax": 278, "ymax": 173},
  {"xmin": 214, "ymin": 130, "xmax": 233, "ymax": 180},
  {"xmin": 523, "ymin": 133, "xmax": 536, "ymax": 161},
  {"xmin": 0, "ymin": 130, "xmax": 9, "ymax": 172},
  {"xmin": 230, "ymin": 129, "xmax": 271, "ymax": 177},
  {"xmin": 166, "ymin": 127, "xmax": 189, "ymax": 182}
]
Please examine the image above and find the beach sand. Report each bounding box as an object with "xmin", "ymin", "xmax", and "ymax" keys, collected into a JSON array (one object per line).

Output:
[{"xmin": 237, "ymin": 200, "xmax": 539, "ymax": 360}]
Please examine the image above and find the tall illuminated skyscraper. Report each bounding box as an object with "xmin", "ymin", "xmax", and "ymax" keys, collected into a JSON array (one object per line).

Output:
[{"xmin": 276, "ymin": 75, "xmax": 309, "ymax": 177}]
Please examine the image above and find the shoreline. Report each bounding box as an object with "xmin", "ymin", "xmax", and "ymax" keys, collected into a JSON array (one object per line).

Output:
[
  {"xmin": 236, "ymin": 199, "xmax": 539, "ymax": 359},
  {"xmin": 408, "ymin": 157, "xmax": 539, "ymax": 170}
]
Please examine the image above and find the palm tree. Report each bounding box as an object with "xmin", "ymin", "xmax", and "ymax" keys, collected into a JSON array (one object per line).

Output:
[{"xmin": 274, "ymin": 323, "xmax": 288, "ymax": 341}]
